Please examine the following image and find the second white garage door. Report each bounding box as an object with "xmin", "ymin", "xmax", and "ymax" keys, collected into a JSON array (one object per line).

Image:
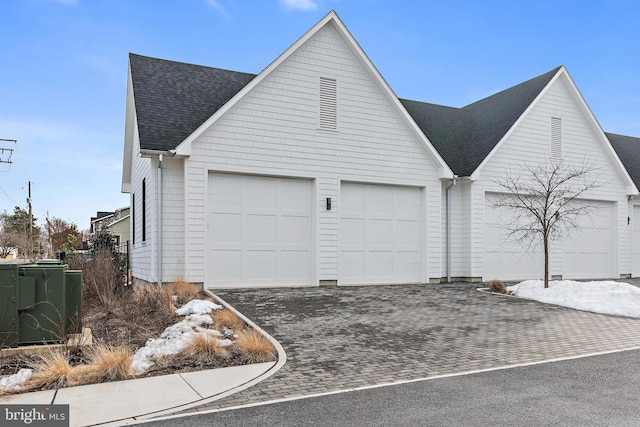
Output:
[
  {"xmin": 563, "ymin": 200, "xmax": 615, "ymax": 279},
  {"xmin": 207, "ymin": 173, "xmax": 312, "ymax": 287},
  {"xmin": 339, "ymin": 182, "xmax": 424, "ymax": 285}
]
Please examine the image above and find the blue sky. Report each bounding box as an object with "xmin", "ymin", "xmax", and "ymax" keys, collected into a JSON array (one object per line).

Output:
[{"xmin": 1, "ymin": 0, "xmax": 639, "ymax": 230}]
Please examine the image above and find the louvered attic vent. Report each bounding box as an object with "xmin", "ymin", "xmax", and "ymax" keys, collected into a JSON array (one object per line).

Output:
[
  {"xmin": 551, "ymin": 116, "xmax": 562, "ymax": 159},
  {"xmin": 319, "ymin": 77, "xmax": 337, "ymax": 130}
]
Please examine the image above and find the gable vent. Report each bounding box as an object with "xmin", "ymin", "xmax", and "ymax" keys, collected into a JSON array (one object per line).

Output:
[
  {"xmin": 551, "ymin": 116, "xmax": 562, "ymax": 159},
  {"xmin": 319, "ymin": 77, "xmax": 337, "ymax": 130}
]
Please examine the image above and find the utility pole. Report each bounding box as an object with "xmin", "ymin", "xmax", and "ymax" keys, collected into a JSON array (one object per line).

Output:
[
  {"xmin": 0, "ymin": 139, "xmax": 16, "ymax": 168},
  {"xmin": 28, "ymin": 181, "xmax": 33, "ymax": 258}
]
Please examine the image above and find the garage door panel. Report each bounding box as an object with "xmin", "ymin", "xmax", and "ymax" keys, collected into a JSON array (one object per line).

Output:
[
  {"xmin": 563, "ymin": 201, "xmax": 614, "ymax": 279},
  {"xmin": 246, "ymin": 215, "xmax": 276, "ymax": 244},
  {"xmin": 339, "ymin": 182, "xmax": 423, "ymax": 285},
  {"xmin": 208, "ymin": 173, "xmax": 312, "ymax": 287},
  {"xmin": 210, "ymin": 213, "xmax": 242, "ymax": 243},
  {"xmin": 483, "ymin": 194, "xmax": 543, "ymax": 280},
  {"xmin": 633, "ymin": 206, "xmax": 640, "ymax": 277}
]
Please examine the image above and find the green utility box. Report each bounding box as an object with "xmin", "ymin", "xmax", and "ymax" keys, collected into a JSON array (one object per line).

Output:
[{"xmin": 0, "ymin": 260, "xmax": 83, "ymax": 348}]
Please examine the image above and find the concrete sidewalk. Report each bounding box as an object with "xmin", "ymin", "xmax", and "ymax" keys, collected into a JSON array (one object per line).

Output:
[
  {"xmin": 1, "ymin": 361, "xmax": 278, "ymax": 426},
  {"xmin": 0, "ymin": 291, "xmax": 287, "ymax": 427}
]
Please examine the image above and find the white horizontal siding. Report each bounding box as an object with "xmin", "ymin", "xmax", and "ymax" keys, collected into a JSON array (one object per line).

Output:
[
  {"xmin": 473, "ymin": 74, "xmax": 628, "ymax": 280},
  {"xmin": 184, "ymin": 24, "xmax": 443, "ymax": 284},
  {"xmin": 130, "ymin": 127, "xmax": 154, "ymax": 283}
]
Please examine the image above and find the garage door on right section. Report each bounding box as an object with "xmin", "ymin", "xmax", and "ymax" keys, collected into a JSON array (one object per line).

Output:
[
  {"xmin": 563, "ymin": 200, "xmax": 615, "ymax": 279},
  {"xmin": 339, "ymin": 182, "xmax": 424, "ymax": 285}
]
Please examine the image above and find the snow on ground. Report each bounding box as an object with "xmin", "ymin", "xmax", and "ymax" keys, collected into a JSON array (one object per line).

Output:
[
  {"xmin": 507, "ymin": 280, "xmax": 640, "ymax": 318},
  {"xmin": 0, "ymin": 368, "xmax": 32, "ymax": 392},
  {"xmin": 130, "ymin": 298, "xmax": 227, "ymax": 374},
  {"xmin": 0, "ymin": 298, "xmax": 229, "ymax": 392}
]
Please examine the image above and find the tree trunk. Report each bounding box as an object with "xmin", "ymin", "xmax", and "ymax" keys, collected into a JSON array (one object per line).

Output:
[{"xmin": 543, "ymin": 235, "xmax": 549, "ymax": 289}]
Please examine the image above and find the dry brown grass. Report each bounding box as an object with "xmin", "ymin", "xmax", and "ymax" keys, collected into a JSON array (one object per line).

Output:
[
  {"xmin": 24, "ymin": 349, "xmax": 73, "ymax": 390},
  {"xmin": 165, "ymin": 279, "xmax": 200, "ymax": 304},
  {"xmin": 211, "ymin": 309, "xmax": 245, "ymax": 331},
  {"xmin": 85, "ymin": 344, "xmax": 133, "ymax": 382},
  {"xmin": 183, "ymin": 333, "xmax": 230, "ymax": 364},
  {"xmin": 232, "ymin": 329, "xmax": 276, "ymax": 364},
  {"xmin": 488, "ymin": 279, "xmax": 512, "ymax": 295}
]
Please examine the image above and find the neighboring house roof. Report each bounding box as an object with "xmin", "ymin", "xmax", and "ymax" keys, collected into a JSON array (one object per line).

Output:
[
  {"xmin": 401, "ymin": 66, "xmax": 561, "ymax": 176},
  {"xmin": 608, "ymin": 132, "xmax": 640, "ymax": 189},
  {"xmin": 129, "ymin": 53, "xmax": 256, "ymax": 152}
]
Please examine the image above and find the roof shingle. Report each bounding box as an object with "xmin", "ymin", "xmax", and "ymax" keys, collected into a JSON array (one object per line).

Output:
[{"xmin": 129, "ymin": 53, "xmax": 256, "ymax": 151}]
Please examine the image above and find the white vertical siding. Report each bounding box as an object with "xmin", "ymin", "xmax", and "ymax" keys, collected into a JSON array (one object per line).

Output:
[
  {"xmin": 474, "ymin": 74, "xmax": 628, "ymax": 280},
  {"xmin": 182, "ymin": 23, "xmax": 443, "ymax": 284}
]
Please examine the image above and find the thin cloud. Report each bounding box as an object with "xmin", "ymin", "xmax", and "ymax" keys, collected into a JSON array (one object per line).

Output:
[
  {"xmin": 205, "ymin": 0, "xmax": 232, "ymax": 19},
  {"xmin": 279, "ymin": 0, "xmax": 318, "ymax": 11}
]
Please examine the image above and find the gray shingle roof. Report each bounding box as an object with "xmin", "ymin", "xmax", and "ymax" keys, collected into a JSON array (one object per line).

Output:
[
  {"xmin": 401, "ymin": 66, "xmax": 561, "ymax": 176},
  {"xmin": 129, "ymin": 53, "xmax": 256, "ymax": 151},
  {"xmin": 608, "ymin": 132, "xmax": 640, "ymax": 189}
]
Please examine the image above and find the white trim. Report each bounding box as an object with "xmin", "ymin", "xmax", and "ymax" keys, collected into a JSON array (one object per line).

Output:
[
  {"xmin": 471, "ymin": 66, "xmax": 638, "ymax": 196},
  {"xmin": 173, "ymin": 11, "xmax": 453, "ymax": 179}
]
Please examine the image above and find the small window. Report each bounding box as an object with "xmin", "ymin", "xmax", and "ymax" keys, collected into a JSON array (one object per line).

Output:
[
  {"xmin": 551, "ymin": 117, "xmax": 562, "ymax": 158},
  {"xmin": 132, "ymin": 193, "xmax": 136, "ymax": 245},
  {"xmin": 319, "ymin": 77, "xmax": 337, "ymax": 130},
  {"xmin": 142, "ymin": 179, "xmax": 146, "ymax": 242}
]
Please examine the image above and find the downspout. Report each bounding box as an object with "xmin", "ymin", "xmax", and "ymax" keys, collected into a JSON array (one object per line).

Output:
[
  {"xmin": 446, "ymin": 175, "xmax": 458, "ymax": 283},
  {"xmin": 157, "ymin": 154, "xmax": 163, "ymax": 288}
]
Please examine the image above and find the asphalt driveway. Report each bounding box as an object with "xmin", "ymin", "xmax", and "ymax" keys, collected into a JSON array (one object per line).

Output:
[{"xmin": 174, "ymin": 282, "xmax": 640, "ymax": 414}]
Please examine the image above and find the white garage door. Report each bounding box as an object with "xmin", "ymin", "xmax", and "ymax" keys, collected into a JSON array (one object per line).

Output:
[
  {"xmin": 633, "ymin": 206, "xmax": 640, "ymax": 277},
  {"xmin": 207, "ymin": 173, "xmax": 312, "ymax": 287},
  {"xmin": 483, "ymin": 193, "xmax": 543, "ymax": 281},
  {"xmin": 563, "ymin": 200, "xmax": 615, "ymax": 279},
  {"xmin": 339, "ymin": 182, "xmax": 423, "ymax": 285}
]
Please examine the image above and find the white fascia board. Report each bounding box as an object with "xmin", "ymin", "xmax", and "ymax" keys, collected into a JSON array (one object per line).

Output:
[
  {"xmin": 122, "ymin": 65, "xmax": 135, "ymax": 194},
  {"xmin": 560, "ymin": 68, "xmax": 639, "ymax": 196},
  {"xmin": 174, "ymin": 11, "xmax": 339, "ymax": 156},
  {"xmin": 327, "ymin": 16, "xmax": 453, "ymax": 179},
  {"xmin": 173, "ymin": 10, "xmax": 453, "ymax": 179}
]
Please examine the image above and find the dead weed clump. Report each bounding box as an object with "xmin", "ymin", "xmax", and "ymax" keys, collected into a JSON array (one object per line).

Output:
[
  {"xmin": 165, "ymin": 280, "xmax": 200, "ymax": 305},
  {"xmin": 211, "ymin": 309, "xmax": 245, "ymax": 332},
  {"xmin": 488, "ymin": 279, "xmax": 512, "ymax": 295},
  {"xmin": 84, "ymin": 344, "xmax": 133, "ymax": 383},
  {"xmin": 232, "ymin": 329, "xmax": 276, "ymax": 364},
  {"xmin": 183, "ymin": 333, "xmax": 230, "ymax": 364},
  {"xmin": 24, "ymin": 349, "xmax": 73, "ymax": 390}
]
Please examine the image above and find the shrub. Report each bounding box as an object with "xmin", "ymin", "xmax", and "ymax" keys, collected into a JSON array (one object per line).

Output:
[
  {"xmin": 232, "ymin": 329, "xmax": 276, "ymax": 364},
  {"xmin": 488, "ymin": 279, "xmax": 512, "ymax": 295},
  {"xmin": 79, "ymin": 250, "xmax": 123, "ymax": 306}
]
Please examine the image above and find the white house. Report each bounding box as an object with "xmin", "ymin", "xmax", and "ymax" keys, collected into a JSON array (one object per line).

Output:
[{"xmin": 122, "ymin": 10, "xmax": 640, "ymax": 288}]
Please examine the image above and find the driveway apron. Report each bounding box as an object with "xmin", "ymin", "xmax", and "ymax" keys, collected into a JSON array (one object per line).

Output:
[{"xmin": 177, "ymin": 283, "xmax": 640, "ymax": 414}]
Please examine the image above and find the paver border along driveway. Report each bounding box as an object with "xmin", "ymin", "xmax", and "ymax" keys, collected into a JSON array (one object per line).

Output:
[{"xmin": 175, "ymin": 282, "xmax": 640, "ymax": 413}]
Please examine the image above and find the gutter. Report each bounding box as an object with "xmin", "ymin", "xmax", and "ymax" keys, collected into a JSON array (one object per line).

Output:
[
  {"xmin": 445, "ymin": 176, "xmax": 458, "ymax": 283},
  {"xmin": 445, "ymin": 176, "xmax": 472, "ymax": 282},
  {"xmin": 153, "ymin": 149, "xmax": 176, "ymax": 288}
]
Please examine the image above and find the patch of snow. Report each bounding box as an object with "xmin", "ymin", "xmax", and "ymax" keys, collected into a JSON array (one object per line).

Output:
[
  {"xmin": 0, "ymin": 368, "xmax": 32, "ymax": 392},
  {"xmin": 507, "ymin": 280, "xmax": 640, "ymax": 318},
  {"xmin": 175, "ymin": 299, "xmax": 222, "ymax": 316},
  {"xmin": 130, "ymin": 299, "xmax": 227, "ymax": 375}
]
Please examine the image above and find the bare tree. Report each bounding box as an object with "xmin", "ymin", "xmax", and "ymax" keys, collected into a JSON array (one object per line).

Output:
[{"xmin": 493, "ymin": 160, "xmax": 600, "ymax": 288}]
